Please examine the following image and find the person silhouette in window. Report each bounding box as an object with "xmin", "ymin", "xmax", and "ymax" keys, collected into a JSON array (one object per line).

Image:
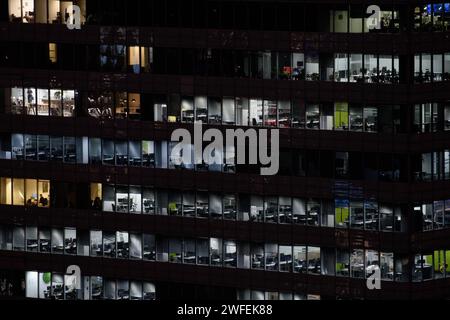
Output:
[{"xmin": 39, "ymin": 194, "xmax": 48, "ymax": 207}]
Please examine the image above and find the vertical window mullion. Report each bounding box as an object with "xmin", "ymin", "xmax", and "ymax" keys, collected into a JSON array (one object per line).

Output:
[
  {"xmin": 347, "ymin": 53, "xmax": 350, "ymax": 83},
  {"xmin": 420, "ymin": 54, "xmax": 423, "ymax": 81},
  {"xmin": 22, "ymin": 87, "xmax": 26, "ymax": 114},
  {"xmin": 47, "ymin": 88, "xmax": 50, "ymax": 116},
  {"xmin": 347, "ymin": 5, "xmax": 350, "ymax": 34},
  {"xmin": 432, "ymin": 53, "xmax": 435, "ymax": 83}
]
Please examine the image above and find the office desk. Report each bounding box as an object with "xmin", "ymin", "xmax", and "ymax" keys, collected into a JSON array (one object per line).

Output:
[
  {"xmin": 184, "ymin": 255, "xmax": 196, "ymax": 263},
  {"xmin": 224, "ymin": 258, "xmax": 236, "ymax": 263},
  {"xmin": 27, "ymin": 243, "xmax": 38, "ymax": 249},
  {"xmin": 130, "ymin": 157, "xmax": 142, "ymax": 166},
  {"xmin": 224, "ymin": 209, "xmax": 237, "ymax": 219},
  {"xmin": 53, "ymin": 245, "xmax": 64, "ymax": 252},
  {"xmin": 116, "ymin": 201, "xmax": 129, "ymax": 212},
  {"xmin": 144, "ymin": 251, "xmax": 156, "ymax": 260},
  {"xmin": 64, "ymin": 244, "xmax": 77, "ymax": 251},
  {"xmin": 91, "ymin": 290, "xmax": 102, "ymax": 298},
  {"xmin": 103, "ymin": 155, "xmax": 114, "ymax": 164},
  {"xmin": 279, "ymin": 260, "xmax": 293, "ymax": 266},
  {"xmin": 339, "ymin": 268, "xmax": 350, "ymax": 276},
  {"xmin": 183, "ymin": 208, "xmax": 196, "ymax": 216}
]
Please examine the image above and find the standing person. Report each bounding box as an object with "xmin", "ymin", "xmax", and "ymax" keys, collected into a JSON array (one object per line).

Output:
[{"xmin": 27, "ymin": 88, "xmax": 34, "ymax": 104}]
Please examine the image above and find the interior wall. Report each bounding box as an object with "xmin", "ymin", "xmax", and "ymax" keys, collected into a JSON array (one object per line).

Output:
[
  {"xmin": 22, "ymin": 0, "xmax": 34, "ymax": 15},
  {"xmin": 9, "ymin": 0, "xmax": 21, "ymax": 18},
  {"xmin": 350, "ymin": 17, "xmax": 363, "ymax": 33},
  {"xmin": 48, "ymin": 0, "xmax": 60, "ymax": 23},
  {"xmin": 26, "ymin": 271, "xmax": 38, "ymax": 298},
  {"xmin": 334, "ymin": 11, "xmax": 348, "ymax": 33},
  {"xmin": 35, "ymin": 0, "xmax": 47, "ymax": 23},
  {"xmin": 222, "ymin": 98, "xmax": 235, "ymax": 123},
  {"xmin": 128, "ymin": 47, "xmax": 140, "ymax": 66}
]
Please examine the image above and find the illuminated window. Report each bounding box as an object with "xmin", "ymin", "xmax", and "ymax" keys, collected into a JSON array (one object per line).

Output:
[
  {"xmin": 349, "ymin": 6, "xmax": 363, "ymax": 33},
  {"xmin": 249, "ymin": 99, "xmax": 262, "ymax": 126},
  {"xmin": 378, "ymin": 55, "xmax": 393, "ymax": 83},
  {"xmin": 49, "ymin": 43, "xmax": 57, "ymax": 64},
  {"xmin": 62, "ymin": 90, "xmax": 75, "ymax": 117},
  {"xmin": 334, "ymin": 102, "xmax": 349, "ymax": 130},
  {"xmin": 181, "ymin": 97, "xmax": 194, "ymax": 123},
  {"xmin": 0, "ymin": 178, "xmax": 12, "ymax": 205},
  {"xmin": 305, "ymin": 53, "xmax": 319, "ymax": 81},
  {"xmin": 37, "ymin": 88, "xmax": 49, "ymax": 116},
  {"xmin": 334, "ymin": 53, "xmax": 348, "ymax": 82},
  {"xmin": 335, "ymin": 199, "xmax": 349, "ymax": 228},
  {"xmin": 25, "ymin": 178, "xmax": 37, "ymax": 207},
  {"xmin": 128, "ymin": 46, "xmax": 140, "ymax": 74},
  {"xmin": 379, "ymin": 252, "xmax": 394, "ymax": 280},
  {"xmin": 11, "ymin": 134, "xmax": 24, "ymax": 160},
  {"xmin": 50, "ymin": 89, "xmax": 62, "ymax": 116},
  {"xmin": 236, "ymin": 98, "xmax": 249, "ymax": 126},
  {"xmin": 263, "ymin": 100, "xmax": 277, "ymax": 127},
  {"xmin": 35, "ymin": 0, "xmax": 48, "ymax": 23},
  {"xmin": 26, "ymin": 227, "xmax": 38, "ymax": 252},
  {"xmin": 87, "ymin": 91, "xmax": 113, "ymax": 119},
  {"xmin": 433, "ymin": 54, "xmax": 443, "ymax": 81},
  {"xmin": 128, "ymin": 93, "xmax": 141, "ymax": 120},
  {"xmin": 25, "ymin": 87, "xmax": 37, "ymax": 115},
  {"xmin": 306, "ymin": 104, "xmax": 320, "ymax": 129},
  {"xmin": 90, "ymin": 183, "xmax": 102, "ymax": 210},
  {"xmin": 278, "ymin": 101, "xmax": 291, "ymax": 128},
  {"xmin": 222, "ymin": 97, "xmax": 235, "ymax": 125},
  {"xmin": 308, "ymin": 247, "xmax": 321, "ymax": 275},
  {"xmin": 208, "ymin": 97, "xmax": 222, "ymax": 124},
  {"xmin": 332, "ymin": 10, "xmax": 348, "ymax": 33},
  {"xmin": 12, "ymin": 178, "xmax": 25, "ymax": 206},
  {"xmin": 141, "ymin": 47, "xmax": 153, "ymax": 73},
  {"xmin": 38, "ymin": 180, "xmax": 50, "ymax": 207},
  {"xmin": 9, "ymin": 87, "xmax": 24, "ymax": 115},
  {"xmin": 349, "ymin": 54, "xmax": 363, "ymax": 83},
  {"xmin": 293, "ymin": 246, "xmax": 307, "ymax": 273},
  {"xmin": 115, "ymin": 91, "xmax": 127, "ymax": 120},
  {"xmin": 128, "ymin": 141, "xmax": 142, "ymax": 167},
  {"xmin": 8, "ymin": 0, "xmax": 34, "ymax": 23},
  {"xmin": 48, "ymin": 0, "xmax": 61, "ymax": 24}
]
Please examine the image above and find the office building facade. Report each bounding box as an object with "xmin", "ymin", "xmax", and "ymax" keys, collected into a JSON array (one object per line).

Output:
[{"xmin": 0, "ymin": 0, "xmax": 449, "ymax": 300}]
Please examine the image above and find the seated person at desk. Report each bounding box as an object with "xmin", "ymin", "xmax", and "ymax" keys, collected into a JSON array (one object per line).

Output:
[
  {"xmin": 92, "ymin": 197, "xmax": 102, "ymax": 210},
  {"xmin": 39, "ymin": 194, "xmax": 49, "ymax": 207},
  {"xmin": 10, "ymin": 14, "xmax": 23, "ymax": 23},
  {"xmin": 24, "ymin": 12, "xmax": 35, "ymax": 23},
  {"xmin": 292, "ymin": 67, "xmax": 304, "ymax": 80},
  {"xmin": 26, "ymin": 197, "xmax": 38, "ymax": 207}
]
